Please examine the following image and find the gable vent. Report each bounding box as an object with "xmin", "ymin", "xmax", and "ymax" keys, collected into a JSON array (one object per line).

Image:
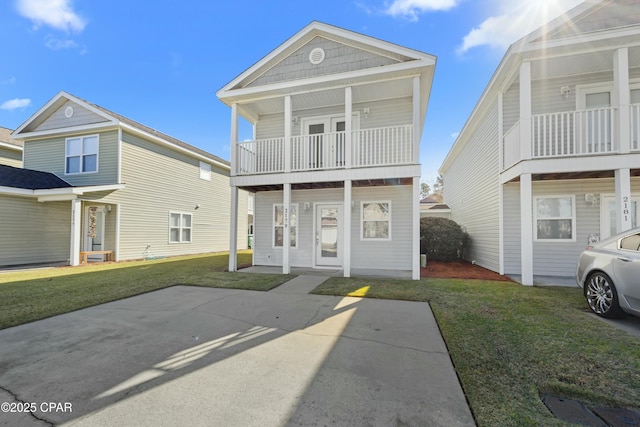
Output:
[{"xmin": 309, "ymin": 48, "xmax": 325, "ymax": 65}]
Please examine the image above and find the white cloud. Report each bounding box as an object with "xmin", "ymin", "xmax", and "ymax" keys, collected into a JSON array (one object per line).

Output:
[
  {"xmin": 16, "ymin": 0, "xmax": 86, "ymax": 32},
  {"xmin": 384, "ymin": 0, "xmax": 459, "ymax": 20},
  {"xmin": 45, "ymin": 37, "xmax": 78, "ymax": 50},
  {"xmin": 457, "ymin": 0, "xmax": 584, "ymax": 54},
  {"xmin": 0, "ymin": 98, "xmax": 32, "ymax": 110}
]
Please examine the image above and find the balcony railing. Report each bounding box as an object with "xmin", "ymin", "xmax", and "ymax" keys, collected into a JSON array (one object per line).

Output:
[
  {"xmin": 502, "ymin": 106, "xmax": 640, "ymax": 169},
  {"xmin": 235, "ymin": 125, "xmax": 413, "ymax": 175}
]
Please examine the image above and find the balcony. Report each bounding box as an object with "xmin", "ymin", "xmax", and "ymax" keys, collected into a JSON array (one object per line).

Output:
[
  {"xmin": 503, "ymin": 105, "xmax": 640, "ymax": 170},
  {"xmin": 234, "ymin": 125, "xmax": 414, "ymax": 176}
]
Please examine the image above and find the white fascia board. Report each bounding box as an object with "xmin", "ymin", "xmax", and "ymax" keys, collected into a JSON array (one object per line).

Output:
[
  {"xmin": 0, "ymin": 141, "xmax": 22, "ymax": 151},
  {"xmin": 15, "ymin": 123, "xmax": 120, "ymax": 141},
  {"xmin": 219, "ymin": 61, "xmax": 432, "ymax": 105},
  {"xmin": 119, "ymin": 123, "xmax": 230, "ymax": 171},
  {"xmin": 0, "ymin": 186, "xmax": 34, "ymax": 197}
]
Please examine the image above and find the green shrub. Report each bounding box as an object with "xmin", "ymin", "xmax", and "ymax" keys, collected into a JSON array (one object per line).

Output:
[{"xmin": 420, "ymin": 217, "xmax": 469, "ymax": 262}]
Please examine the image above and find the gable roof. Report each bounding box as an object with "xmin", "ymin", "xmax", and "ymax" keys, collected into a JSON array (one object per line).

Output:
[
  {"xmin": 219, "ymin": 21, "xmax": 435, "ymax": 95},
  {"xmin": 0, "ymin": 164, "xmax": 71, "ymax": 190},
  {"xmin": 12, "ymin": 92, "xmax": 229, "ymax": 169}
]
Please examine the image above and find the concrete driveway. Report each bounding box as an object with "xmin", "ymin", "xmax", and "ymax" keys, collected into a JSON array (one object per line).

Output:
[{"xmin": 0, "ymin": 278, "xmax": 475, "ymax": 426}]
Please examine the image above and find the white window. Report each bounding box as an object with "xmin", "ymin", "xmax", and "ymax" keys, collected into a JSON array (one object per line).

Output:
[
  {"xmin": 361, "ymin": 201, "xmax": 391, "ymax": 240},
  {"xmin": 199, "ymin": 161, "xmax": 211, "ymax": 181},
  {"xmin": 534, "ymin": 196, "xmax": 575, "ymax": 241},
  {"xmin": 169, "ymin": 212, "xmax": 192, "ymax": 243},
  {"xmin": 66, "ymin": 135, "xmax": 98, "ymax": 174},
  {"xmin": 273, "ymin": 204, "xmax": 297, "ymax": 248}
]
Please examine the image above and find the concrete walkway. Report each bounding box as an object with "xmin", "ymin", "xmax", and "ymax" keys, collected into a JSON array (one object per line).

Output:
[{"xmin": 0, "ymin": 276, "xmax": 475, "ymax": 427}]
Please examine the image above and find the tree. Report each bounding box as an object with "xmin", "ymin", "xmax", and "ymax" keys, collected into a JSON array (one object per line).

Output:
[
  {"xmin": 419, "ymin": 181, "xmax": 431, "ymax": 200},
  {"xmin": 430, "ymin": 175, "xmax": 444, "ymax": 202}
]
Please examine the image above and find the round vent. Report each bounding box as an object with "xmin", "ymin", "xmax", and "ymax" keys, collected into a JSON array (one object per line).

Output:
[
  {"xmin": 309, "ymin": 48, "xmax": 325, "ymax": 65},
  {"xmin": 64, "ymin": 106, "xmax": 74, "ymax": 118}
]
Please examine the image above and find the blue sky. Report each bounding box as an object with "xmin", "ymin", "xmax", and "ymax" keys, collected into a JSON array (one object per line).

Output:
[{"xmin": 0, "ymin": 0, "xmax": 583, "ymax": 187}]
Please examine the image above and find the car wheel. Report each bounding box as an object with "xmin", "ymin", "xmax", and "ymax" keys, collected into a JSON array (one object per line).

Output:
[{"xmin": 585, "ymin": 272, "xmax": 625, "ymax": 319}]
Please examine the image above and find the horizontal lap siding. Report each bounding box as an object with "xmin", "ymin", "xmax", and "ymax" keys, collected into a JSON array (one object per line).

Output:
[
  {"xmin": 35, "ymin": 101, "xmax": 109, "ymax": 132},
  {"xmin": 0, "ymin": 197, "xmax": 70, "ymax": 266},
  {"xmin": 0, "ymin": 147, "xmax": 22, "ymax": 167},
  {"xmin": 253, "ymin": 185, "xmax": 413, "ymax": 271},
  {"xmin": 99, "ymin": 132, "xmax": 242, "ymax": 260},
  {"xmin": 503, "ymin": 178, "xmax": 640, "ymax": 277},
  {"xmin": 23, "ymin": 130, "xmax": 119, "ymax": 186},
  {"xmin": 445, "ymin": 101, "xmax": 500, "ymax": 272}
]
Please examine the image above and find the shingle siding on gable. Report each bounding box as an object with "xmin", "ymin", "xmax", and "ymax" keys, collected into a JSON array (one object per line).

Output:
[
  {"xmin": 546, "ymin": 0, "xmax": 640, "ymax": 40},
  {"xmin": 247, "ymin": 37, "xmax": 399, "ymax": 87},
  {"xmin": 23, "ymin": 130, "xmax": 119, "ymax": 186},
  {"xmin": 36, "ymin": 101, "xmax": 110, "ymax": 132}
]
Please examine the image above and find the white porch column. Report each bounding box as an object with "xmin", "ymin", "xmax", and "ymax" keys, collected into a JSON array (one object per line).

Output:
[
  {"xmin": 520, "ymin": 174, "xmax": 533, "ymax": 286},
  {"xmin": 343, "ymin": 179, "xmax": 352, "ymax": 277},
  {"xmin": 519, "ymin": 62, "xmax": 532, "ymax": 161},
  {"xmin": 282, "ymin": 183, "xmax": 291, "ymax": 274},
  {"xmin": 70, "ymin": 198, "xmax": 81, "ymax": 266},
  {"xmin": 412, "ymin": 76, "xmax": 421, "ymax": 163},
  {"xmin": 229, "ymin": 186, "xmax": 239, "ymax": 272},
  {"xmin": 230, "ymin": 103, "xmax": 238, "ymax": 177},
  {"xmin": 412, "ymin": 176, "xmax": 420, "ymax": 280},
  {"xmin": 345, "ymin": 87, "xmax": 352, "ymax": 169},
  {"xmin": 284, "ymin": 95, "xmax": 292, "ymax": 173},
  {"xmin": 614, "ymin": 48, "xmax": 631, "ymax": 154},
  {"xmin": 615, "ymin": 168, "xmax": 632, "ymax": 233}
]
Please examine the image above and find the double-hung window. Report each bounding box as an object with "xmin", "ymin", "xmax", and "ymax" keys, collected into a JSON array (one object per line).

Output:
[
  {"xmin": 534, "ymin": 196, "xmax": 575, "ymax": 241},
  {"xmin": 169, "ymin": 212, "xmax": 192, "ymax": 243},
  {"xmin": 361, "ymin": 201, "xmax": 391, "ymax": 240},
  {"xmin": 66, "ymin": 135, "xmax": 98, "ymax": 174},
  {"xmin": 273, "ymin": 204, "xmax": 297, "ymax": 248}
]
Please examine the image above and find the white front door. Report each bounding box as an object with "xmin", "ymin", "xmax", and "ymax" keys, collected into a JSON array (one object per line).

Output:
[
  {"xmin": 315, "ymin": 204, "xmax": 342, "ymax": 267},
  {"xmin": 84, "ymin": 206, "xmax": 105, "ymax": 261},
  {"xmin": 601, "ymin": 195, "xmax": 640, "ymax": 239}
]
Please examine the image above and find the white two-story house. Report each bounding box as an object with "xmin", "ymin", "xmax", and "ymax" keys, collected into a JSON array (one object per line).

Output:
[
  {"xmin": 440, "ymin": 0, "xmax": 640, "ymax": 285},
  {"xmin": 218, "ymin": 22, "xmax": 436, "ymax": 279}
]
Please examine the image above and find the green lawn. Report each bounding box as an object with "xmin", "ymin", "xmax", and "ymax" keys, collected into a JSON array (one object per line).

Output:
[
  {"xmin": 313, "ymin": 277, "xmax": 640, "ymax": 427},
  {"xmin": 2, "ymin": 256, "xmax": 639, "ymax": 426},
  {"xmin": 0, "ymin": 251, "xmax": 293, "ymax": 330}
]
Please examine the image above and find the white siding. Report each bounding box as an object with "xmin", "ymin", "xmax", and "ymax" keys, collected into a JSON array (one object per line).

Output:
[
  {"xmin": 0, "ymin": 196, "xmax": 71, "ymax": 266},
  {"xmin": 503, "ymin": 178, "xmax": 640, "ymax": 277},
  {"xmin": 444, "ymin": 101, "xmax": 501, "ymax": 272},
  {"xmin": 253, "ymin": 185, "xmax": 414, "ymax": 271}
]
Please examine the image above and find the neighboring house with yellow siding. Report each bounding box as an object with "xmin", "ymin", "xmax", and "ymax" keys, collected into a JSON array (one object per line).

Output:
[
  {"xmin": 2, "ymin": 91, "xmax": 247, "ymax": 267},
  {"xmin": 0, "ymin": 126, "xmax": 23, "ymax": 168}
]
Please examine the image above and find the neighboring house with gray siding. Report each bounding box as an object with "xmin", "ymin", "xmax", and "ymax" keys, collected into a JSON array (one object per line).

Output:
[
  {"xmin": 0, "ymin": 126, "xmax": 23, "ymax": 167},
  {"xmin": 2, "ymin": 91, "xmax": 248, "ymax": 267},
  {"xmin": 440, "ymin": 0, "xmax": 640, "ymax": 285},
  {"xmin": 218, "ymin": 22, "xmax": 436, "ymax": 279}
]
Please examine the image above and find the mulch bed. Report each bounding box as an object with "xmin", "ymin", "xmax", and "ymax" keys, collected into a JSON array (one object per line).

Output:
[{"xmin": 421, "ymin": 260, "xmax": 514, "ymax": 282}]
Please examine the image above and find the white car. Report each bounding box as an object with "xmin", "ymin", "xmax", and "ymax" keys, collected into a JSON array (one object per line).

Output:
[{"xmin": 576, "ymin": 227, "xmax": 640, "ymax": 319}]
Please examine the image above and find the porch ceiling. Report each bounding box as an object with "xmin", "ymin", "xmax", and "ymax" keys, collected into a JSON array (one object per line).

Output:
[
  {"xmin": 508, "ymin": 45, "xmax": 640, "ymax": 87},
  {"xmin": 239, "ymin": 177, "xmax": 413, "ymax": 192},
  {"xmin": 239, "ymin": 77, "xmax": 414, "ymax": 118},
  {"xmin": 509, "ymin": 169, "xmax": 640, "ymax": 182}
]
